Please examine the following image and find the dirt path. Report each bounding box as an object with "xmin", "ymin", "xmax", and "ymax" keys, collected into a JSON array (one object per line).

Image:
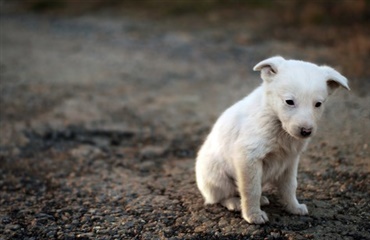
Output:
[{"xmin": 1, "ymin": 8, "xmax": 369, "ymax": 240}]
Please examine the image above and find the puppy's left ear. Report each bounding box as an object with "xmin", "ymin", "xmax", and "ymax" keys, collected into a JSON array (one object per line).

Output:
[
  {"xmin": 253, "ymin": 56, "xmax": 285, "ymax": 82},
  {"xmin": 320, "ymin": 66, "xmax": 350, "ymax": 95}
]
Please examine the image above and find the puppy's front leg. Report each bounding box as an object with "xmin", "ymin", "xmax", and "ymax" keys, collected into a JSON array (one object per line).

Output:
[
  {"xmin": 236, "ymin": 157, "xmax": 268, "ymax": 224},
  {"xmin": 277, "ymin": 156, "xmax": 308, "ymax": 215}
]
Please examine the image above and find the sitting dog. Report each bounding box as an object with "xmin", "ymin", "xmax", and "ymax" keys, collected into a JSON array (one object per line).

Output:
[{"xmin": 195, "ymin": 56, "xmax": 349, "ymax": 224}]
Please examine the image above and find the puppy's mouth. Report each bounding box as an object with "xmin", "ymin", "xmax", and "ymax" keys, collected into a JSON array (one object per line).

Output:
[
  {"xmin": 289, "ymin": 128, "xmax": 314, "ymax": 140},
  {"xmin": 279, "ymin": 123, "xmax": 308, "ymax": 140}
]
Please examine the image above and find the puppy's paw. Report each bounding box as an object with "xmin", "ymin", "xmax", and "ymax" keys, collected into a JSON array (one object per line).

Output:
[
  {"xmin": 286, "ymin": 203, "xmax": 308, "ymax": 215},
  {"xmin": 260, "ymin": 195, "xmax": 270, "ymax": 206},
  {"xmin": 221, "ymin": 197, "xmax": 241, "ymax": 211},
  {"xmin": 243, "ymin": 210, "xmax": 269, "ymax": 224}
]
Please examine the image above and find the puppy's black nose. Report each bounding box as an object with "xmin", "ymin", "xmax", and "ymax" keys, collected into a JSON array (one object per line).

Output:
[{"xmin": 300, "ymin": 128, "xmax": 312, "ymax": 137}]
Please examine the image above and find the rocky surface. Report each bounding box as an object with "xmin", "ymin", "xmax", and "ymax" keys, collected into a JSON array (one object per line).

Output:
[{"xmin": 1, "ymin": 4, "xmax": 369, "ymax": 240}]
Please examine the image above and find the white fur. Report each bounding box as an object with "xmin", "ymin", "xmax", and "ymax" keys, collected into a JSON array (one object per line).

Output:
[{"xmin": 196, "ymin": 56, "xmax": 349, "ymax": 224}]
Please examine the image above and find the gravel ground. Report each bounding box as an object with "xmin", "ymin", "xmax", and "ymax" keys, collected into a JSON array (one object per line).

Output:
[{"xmin": 1, "ymin": 4, "xmax": 370, "ymax": 240}]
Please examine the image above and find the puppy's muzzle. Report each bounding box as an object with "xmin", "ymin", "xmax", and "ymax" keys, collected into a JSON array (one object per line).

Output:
[{"xmin": 300, "ymin": 127, "xmax": 312, "ymax": 137}]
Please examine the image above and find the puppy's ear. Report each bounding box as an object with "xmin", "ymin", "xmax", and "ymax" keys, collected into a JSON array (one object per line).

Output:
[
  {"xmin": 253, "ymin": 56, "xmax": 285, "ymax": 82},
  {"xmin": 320, "ymin": 66, "xmax": 350, "ymax": 95}
]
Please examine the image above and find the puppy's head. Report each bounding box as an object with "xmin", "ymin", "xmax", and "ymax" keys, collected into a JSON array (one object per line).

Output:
[{"xmin": 254, "ymin": 56, "xmax": 350, "ymax": 139}]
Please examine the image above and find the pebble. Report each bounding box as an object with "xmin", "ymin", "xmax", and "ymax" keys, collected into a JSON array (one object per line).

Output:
[
  {"xmin": 140, "ymin": 146, "xmax": 167, "ymax": 158},
  {"xmin": 5, "ymin": 224, "xmax": 21, "ymax": 230},
  {"xmin": 77, "ymin": 232, "xmax": 94, "ymax": 238},
  {"xmin": 270, "ymin": 231, "xmax": 281, "ymax": 238},
  {"xmin": 2, "ymin": 217, "xmax": 11, "ymax": 224},
  {"xmin": 46, "ymin": 231, "xmax": 55, "ymax": 238}
]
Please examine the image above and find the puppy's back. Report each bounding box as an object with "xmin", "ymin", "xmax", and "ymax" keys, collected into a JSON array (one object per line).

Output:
[{"xmin": 198, "ymin": 86, "xmax": 264, "ymax": 160}]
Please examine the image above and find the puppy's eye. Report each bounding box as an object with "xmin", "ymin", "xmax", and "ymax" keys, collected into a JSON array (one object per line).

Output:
[
  {"xmin": 285, "ymin": 100, "xmax": 295, "ymax": 106},
  {"xmin": 315, "ymin": 102, "xmax": 322, "ymax": 108}
]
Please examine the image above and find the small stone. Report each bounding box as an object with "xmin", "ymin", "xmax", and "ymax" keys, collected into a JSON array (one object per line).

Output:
[
  {"xmin": 194, "ymin": 225, "xmax": 206, "ymax": 233},
  {"xmin": 140, "ymin": 146, "xmax": 167, "ymax": 158},
  {"xmin": 46, "ymin": 231, "xmax": 56, "ymax": 238},
  {"xmin": 61, "ymin": 212, "xmax": 71, "ymax": 221},
  {"xmin": 88, "ymin": 208, "xmax": 97, "ymax": 214},
  {"xmin": 218, "ymin": 218, "xmax": 228, "ymax": 228},
  {"xmin": 271, "ymin": 231, "xmax": 280, "ymax": 238},
  {"xmin": 93, "ymin": 226, "xmax": 101, "ymax": 231},
  {"xmin": 6, "ymin": 224, "xmax": 20, "ymax": 230},
  {"xmin": 123, "ymin": 221, "xmax": 135, "ymax": 228},
  {"xmin": 65, "ymin": 233, "xmax": 75, "ymax": 239},
  {"xmin": 2, "ymin": 216, "xmax": 11, "ymax": 224},
  {"xmin": 36, "ymin": 213, "xmax": 55, "ymax": 220},
  {"xmin": 71, "ymin": 219, "xmax": 79, "ymax": 225},
  {"xmin": 77, "ymin": 232, "xmax": 94, "ymax": 238}
]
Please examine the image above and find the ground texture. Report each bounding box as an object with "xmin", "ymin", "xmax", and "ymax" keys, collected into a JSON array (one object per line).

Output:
[{"xmin": 1, "ymin": 3, "xmax": 370, "ymax": 240}]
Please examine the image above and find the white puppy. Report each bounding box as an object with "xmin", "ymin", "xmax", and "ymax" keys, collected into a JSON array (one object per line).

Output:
[{"xmin": 196, "ymin": 56, "xmax": 349, "ymax": 224}]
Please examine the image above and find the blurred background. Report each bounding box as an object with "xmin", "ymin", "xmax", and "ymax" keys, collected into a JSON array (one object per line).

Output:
[
  {"xmin": 1, "ymin": 1, "xmax": 370, "ymax": 239},
  {"xmin": 1, "ymin": 0, "xmax": 369, "ymax": 163},
  {"xmin": 3, "ymin": 0, "xmax": 370, "ymax": 91}
]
